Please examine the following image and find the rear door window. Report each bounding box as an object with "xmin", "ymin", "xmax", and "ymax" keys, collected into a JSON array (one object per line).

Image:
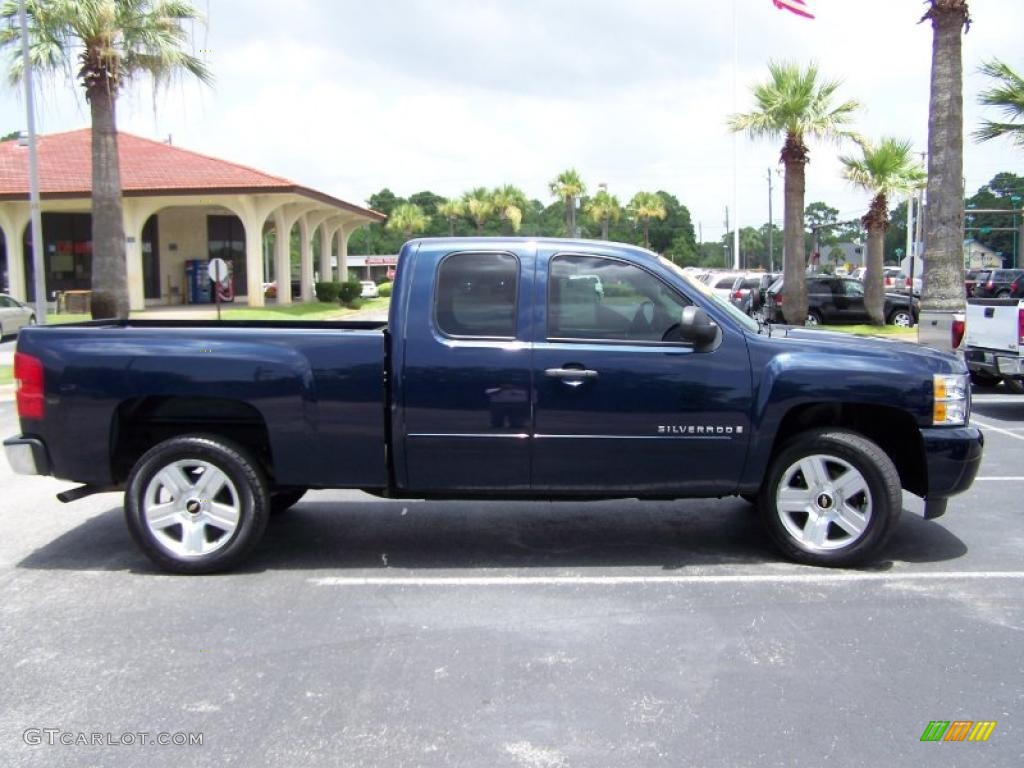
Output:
[{"xmin": 434, "ymin": 252, "xmax": 519, "ymax": 338}]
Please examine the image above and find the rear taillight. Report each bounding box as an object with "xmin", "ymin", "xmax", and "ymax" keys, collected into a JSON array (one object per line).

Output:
[
  {"xmin": 731, "ymin": 290, "xmax": 743, "ymax": 300},
  {"xmin": 14, "ymin": 352, "xmax": 44, "ymax": 420},
  {"xmin": 952, "ymin": 316, "xmax": 966, "ymax": 350},
  {"xmin": 1018, "ymin": 308, "xmax": 1024, "ymax": 347},
  {"xmin": 773, "ymin": 293, "xmax": 783, "ymax": 306}
]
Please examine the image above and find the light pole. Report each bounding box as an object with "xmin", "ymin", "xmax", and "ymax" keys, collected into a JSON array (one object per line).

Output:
[
  {"xmin": 18, "ymin": 0, "xmax": 46, "ymax": 323},
  {"xmin": 1011, "ymin": 195, "xmax": 1022, "ymax": 269}
]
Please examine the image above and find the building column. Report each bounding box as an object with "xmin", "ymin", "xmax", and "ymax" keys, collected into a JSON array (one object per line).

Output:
[
  {"xmin": 0, "ymin": 204, "xmax": 29, "ymax": 302},
  {"xmin": 272, "ymin": 209, "xmax": 292, "ymax": 306},
  {"xmin": 225, "ymin": 195, "xmax": 281, "ymax": 308},
  {"xmin": 123, "ymin": 201, "xmax": 150, "ymax": 311},
  {"xmin": 338, "ymin": 225, "xmax": 350, "ymax": 283},
  {"xmin": 298, "ymin": 215, "xmax": 313, "ymax": 302},
  {"xmin": 319, "ymin": 221, "xmax": 333, "ymax": 284}
]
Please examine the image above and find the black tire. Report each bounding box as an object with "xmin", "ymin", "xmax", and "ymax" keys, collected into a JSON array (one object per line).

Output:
[
  {"xmin": 887, "ymin": 309, "xmax": 914, "ymax": 328},
  {"xmin": 969, "ymin": 371, "xmax": 999, "ymax": 387},
  {"xmin": 270, "ymin": 488, "xmax": 307, "ymax": 514},
  {"xmin": 759, "ymin": 429, "xmax": 902, "ymax": 567},
  {"xmin": 805, "ymin": 310, "xmax": 823, "ymax": 327},
  {"xmin": 124, "ymin": 434, "xmax": 270, "ymax": 574},
  {"xmin": 995, "ymin": 289, "xmax": 1011, "ymax": 298},
  {"xmin": 1005, "ymin": 378, "xmax": 1024, "ymax": 395}
]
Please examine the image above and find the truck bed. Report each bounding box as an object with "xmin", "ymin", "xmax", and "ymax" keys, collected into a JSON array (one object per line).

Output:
[{"xmin": 14, "ymin": 319, "xmax": 390, "ymax": 489}]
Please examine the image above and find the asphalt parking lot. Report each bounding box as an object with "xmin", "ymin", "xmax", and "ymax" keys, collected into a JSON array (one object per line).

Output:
[{"xmin": 1, "ymin": 388, "xmax": 1022, "ymax": 768}]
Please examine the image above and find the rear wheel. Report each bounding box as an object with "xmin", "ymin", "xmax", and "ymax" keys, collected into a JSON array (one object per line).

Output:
[
  {"xmin": 1005, "ymin": 378, "xmax": 1024, "ymax": 395},
  {"xmin": 805, "ymin": 310, "xmax": 823, "ymax": 327},
  {"xmin": 760, "ymin": 429, "xmax": 902, "ymax": 567},
  {"xmin": 995, "ymin": 289, "xmax": 1011, "ymax": 298},
  {"xmin": 125, "ymin": 435, "xmax": 270, "ymax": 574}
]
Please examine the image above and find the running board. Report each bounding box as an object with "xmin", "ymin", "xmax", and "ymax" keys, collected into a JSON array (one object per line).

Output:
[{"xmin": 56, "ymin": 485, "xmax": 111, "ymax": 504}]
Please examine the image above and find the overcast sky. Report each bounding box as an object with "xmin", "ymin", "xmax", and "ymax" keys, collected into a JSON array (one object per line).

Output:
[{"xmin": 3, "ymin": 0, "xmax": 1024, "ymax": 242}]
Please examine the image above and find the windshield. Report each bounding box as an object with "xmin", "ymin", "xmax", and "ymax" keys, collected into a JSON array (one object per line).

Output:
[{"xmin": 658, "ymin": 257, "xmax": 760, "ymax": 332}]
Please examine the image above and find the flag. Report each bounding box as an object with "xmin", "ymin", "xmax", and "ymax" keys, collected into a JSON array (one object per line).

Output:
[{"xmin": 773, "ymin": 0, "xmax": 815, "ymax": 19}]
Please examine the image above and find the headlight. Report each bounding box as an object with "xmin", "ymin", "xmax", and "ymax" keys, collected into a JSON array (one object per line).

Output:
[{"xmin": 933, "ymin": 373, "xmax": 969, "ymax": 426}]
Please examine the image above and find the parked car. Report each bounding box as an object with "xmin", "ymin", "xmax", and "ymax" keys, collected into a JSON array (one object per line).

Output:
[
  {"xmin": 731, "ymin": 273, "xmax": 776, "ymax": 316},
  {"xmin": 0, "ymin": 294, "xmax": 35, "ymax": 339},
  {"xmin": 360, "ymin": 280, "xmax": 380, "ymax": 299},
  {"xmin": 1010, "ymin": 273, "xmax": 1024, "ymax": 298},
  {"xmin": 850, "ymin": 267, "xmax": 867, "ymax": 281},
  {"xmin": 5, "ymin": 238, "xmax": 981, "ymax": 572},
  {"xmin": 765, "ymin": 276, "xmax": 918, "ymax": 327},
  {"xmin": 973, "ymin": 269, "xmax": 1024, "ymax": 298},
  {"xmin": 882, "ymin": 267, "xmax": 906, "ymax": 291}
]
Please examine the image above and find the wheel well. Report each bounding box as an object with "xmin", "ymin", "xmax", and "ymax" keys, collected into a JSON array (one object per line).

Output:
[
  {"xmin": 770, "ymin": 402, "xmax": 927, "ymax": 496},
  {"xmin": 111, "ymin": 397, "xmax": 273, "ymax": 484}
]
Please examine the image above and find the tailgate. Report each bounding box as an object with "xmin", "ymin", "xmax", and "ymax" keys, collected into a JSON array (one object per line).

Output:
[{"xmin": 965, "ymin": 299, "xmax": 1022, "ymax": 353}]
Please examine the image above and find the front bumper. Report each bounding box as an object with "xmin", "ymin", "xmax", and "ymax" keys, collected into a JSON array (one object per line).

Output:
[
  {"xmin": 4, "ymin": 436, "xmax": 51, "ymax": 476},
  {"xmin": 920, "ymin": 425, "xmax": 984, "ymax": 498}
]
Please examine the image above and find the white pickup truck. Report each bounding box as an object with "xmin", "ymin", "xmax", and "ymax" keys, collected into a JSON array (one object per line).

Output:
[{"xmin": 963, "ymin": 298, "xmax": 1024, "ymax": 394}]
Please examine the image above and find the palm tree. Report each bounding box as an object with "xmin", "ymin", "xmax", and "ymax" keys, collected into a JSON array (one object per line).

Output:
[
  {"xmin": 1, "ymin": 0, "xmax": 211, "ymax": 319},
  {"xmin": 920, "ymin": 0, "xmax": 970, "ymax": 316},
  {"xmin": 974, "ymin": 58, "xmax": 1024, "ymax": 148},
  {"xmin": 462, "ymin": 187, "xmax": 494, "ymax": 234},
  {"xmin": 491, "ymin": 184, "xmax": 527, "ymax": 234},
  {"xmin": 729, "ymin": 61, "xmax": 859, "ymax": 325},
  {"xmin": 437, "ymin": 198, "xmax": 463, "ymax": 236},
  {"xmin": 628, "ymin": 192, "xmax": 667, "ymax": 250},
  {"xmin": 840, "ymin": 138, "xmax": 926, "ymax": 325},
  {"xmin": 385, "ymin": 203, "xmax": 429, "ymax": 239},
  {"xmin": 585, "ymin": 190, "xmax": 621, "ymax": 240},
  {"xmin": 549, "ymin": 169, "xmax": 586, "ymax": 237}
]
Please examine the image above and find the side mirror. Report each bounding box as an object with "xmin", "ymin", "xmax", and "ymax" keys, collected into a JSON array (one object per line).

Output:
[{"xmin": 679, "ymin": 306, "xmax": 721, "ymax": 351}]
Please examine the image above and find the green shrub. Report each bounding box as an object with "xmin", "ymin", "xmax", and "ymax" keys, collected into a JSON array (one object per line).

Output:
[
  {"xmin": 337, "ymin": 280, "xmax": 362, "ymax": 307},
  {"xmin": 315, "ymin": 281, "xmax": 339, "ymax": 302},
  {"xmin": 377, "ymin": 282, "xmax": 393, "ymax": 297}
]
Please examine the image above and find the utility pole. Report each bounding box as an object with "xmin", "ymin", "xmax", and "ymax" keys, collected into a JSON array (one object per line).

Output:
[
  {"xmin": 905, "ymin": 193, "xmax": 914, "ymax": 270},
  {"xmin": 766, "ymin": 168, "xmax": 774, "ymax": 273},
  {"xmin": 19, "ymin": 0, "xmax": 46, "ymax": 324}
]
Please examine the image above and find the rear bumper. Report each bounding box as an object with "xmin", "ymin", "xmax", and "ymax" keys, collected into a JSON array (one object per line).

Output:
[
  {"xmin": 921, "ymin": 425, "xmax": 983, "ymax": 498},
  {"xmin": 3, "ymin": 436, "xmax": 51, "ymax": 476},
  {"xmin": 965, "ymin": 348, "xmax": 1024, "ymax": 378}
]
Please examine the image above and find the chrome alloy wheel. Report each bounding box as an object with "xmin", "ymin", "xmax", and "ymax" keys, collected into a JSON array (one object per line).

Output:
[
  {"xmin": 142, "ymin": 459, "xmax": 241, "ymax": 557},
  {"xmin": 775, "ymin": 454, "xmax": 872, "ymax": 552}
]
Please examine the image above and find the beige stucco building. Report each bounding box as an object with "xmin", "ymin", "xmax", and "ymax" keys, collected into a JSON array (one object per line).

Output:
[{"xmin": 0, "ymin": 129, "xmax": 384, "ymax": 308}]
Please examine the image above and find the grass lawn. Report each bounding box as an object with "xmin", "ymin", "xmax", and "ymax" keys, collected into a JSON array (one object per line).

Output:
[
  {"xmin": 819, "ymin": 324, "xmax": 917, "ymax": 338},
  {"xmin": 0, "ymin": 365, "xmax": 11, "ymax": 385},
  {"xmin": 209, "ymin": 302, "xmax": 354, "ymax": 321}
]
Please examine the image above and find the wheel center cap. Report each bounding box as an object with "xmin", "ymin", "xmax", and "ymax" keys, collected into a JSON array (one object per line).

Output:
[
  {"xmin": 185, "ymin": 499, "xmax": 202, "ymax": 515},
  {"xmin": 816, "ymin": 493, "xmax": 834, "ymax": 510}
]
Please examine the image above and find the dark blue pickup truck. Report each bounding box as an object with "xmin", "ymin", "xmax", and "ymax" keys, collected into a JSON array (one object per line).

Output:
[{"xmin": 6, "ymin": 238, "xmax": 982, "ymax": 573}]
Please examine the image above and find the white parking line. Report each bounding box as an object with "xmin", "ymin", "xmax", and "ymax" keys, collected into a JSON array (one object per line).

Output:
[
  {"xmin": 975, "ymin": 476, "xmax": 1024, "ymax": 481},
  {"xmin": 309, "ymin": 571, "xmax": 1024, "ymax": 587},
  {"xmin": 972, "ymin": 418, "xmax": 1024, "ymax": 441}
]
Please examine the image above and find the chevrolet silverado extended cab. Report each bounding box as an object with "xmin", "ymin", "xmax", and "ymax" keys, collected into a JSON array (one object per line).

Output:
[
  {"xmin": 6, "ymin": 238, "xmax": 983, "ymax": 573},
  {"xmin": 963, "ymin": 298, "xmax": 1024, "ymax": 394}
]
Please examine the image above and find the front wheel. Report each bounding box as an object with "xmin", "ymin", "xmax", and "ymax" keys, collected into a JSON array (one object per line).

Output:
[
  {"xmin": 759, "ymin": 429, "xmax": 902, "ymax": 567},
  {"xmin": 887, "ymin": 309, "xmax": 914, "ymax": 328},
  {"xmin": 125, "ymin": 435, "xmax": 270, "ymax": 574}
]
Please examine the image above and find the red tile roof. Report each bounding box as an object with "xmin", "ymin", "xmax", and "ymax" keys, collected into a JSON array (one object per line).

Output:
[{"xmin": 0, "ymin": 128, "xmax": 383, "ymax": 220}]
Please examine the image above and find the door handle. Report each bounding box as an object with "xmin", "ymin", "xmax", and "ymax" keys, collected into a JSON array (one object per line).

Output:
[{"xmin": 545, "ymin": 367, "xmax": 598, "ymax": 380}]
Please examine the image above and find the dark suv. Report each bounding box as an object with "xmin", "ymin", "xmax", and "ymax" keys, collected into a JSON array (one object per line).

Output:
[
  {"xmin": 972, "ymin": 269, "xmax": 1024, "ymax": 298},
  {"xmin": 765, "ymin": 276, "xmax": 919, "ymax": 326}
]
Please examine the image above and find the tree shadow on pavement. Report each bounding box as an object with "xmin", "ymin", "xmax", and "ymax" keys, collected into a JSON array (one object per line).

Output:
[{"xmin": 17, "ymin": 495, "xmax": 968, "ymax": 574}]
